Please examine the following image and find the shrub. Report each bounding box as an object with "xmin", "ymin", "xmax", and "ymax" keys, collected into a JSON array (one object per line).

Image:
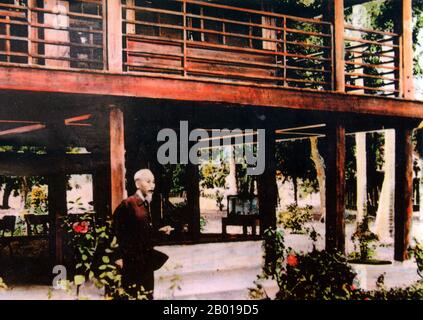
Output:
[
  {"xmin": 0, "ymin": 277, "xmax": 7, "ymax": 291},
  {"xmin": 278, "ymin": 204, "xmax": 313, "ymax": 234},
  {"xmin": 350, "ymin": 216, "xmax": 379, "ymax": 261},
  {"xmin": 259, "ymin": 227, "xmax": 359, "ymax": 300}
]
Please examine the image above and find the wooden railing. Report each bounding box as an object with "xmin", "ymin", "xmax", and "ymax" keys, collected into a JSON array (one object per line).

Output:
[
  {"xmin": 0, "ymin": 0, "xmax": 405, "ymax": 99},
  {"xmin": 0, "ymin": 0, "xmax": 106, "ymax": 70},
  {"xmin": 344, "ymin": 24, "xmax": 400, "ymax": 97},
  {"xmin": 122, "ymin": 0, "xmax": 333, "ymax": 90}
]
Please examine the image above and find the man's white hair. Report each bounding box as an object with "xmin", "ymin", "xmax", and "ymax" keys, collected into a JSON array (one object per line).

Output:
[{"xmin": 134, "ymin": 169, "xmax": 154, "ymax": 183}]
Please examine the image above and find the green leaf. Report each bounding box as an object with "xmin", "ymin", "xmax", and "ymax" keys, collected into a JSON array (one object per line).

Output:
[
  {"xmin": 74, "ymin": 275, "xmax": 85, "ymax": 286},
  {"xmin": 99, "ymin": 265, "xmax": 107, "ymax": 270},
  {"xmin": 82, "ymin": 254, "xmax": 88, "ymax": 261},
  {"xmin": 102, "ymin": 256, "xmax": 110, "ymax": 264}
]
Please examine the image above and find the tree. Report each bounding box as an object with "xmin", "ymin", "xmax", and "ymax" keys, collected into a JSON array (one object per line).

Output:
[{"xmin": 275, "ymin": 139, "xmax": 318, "ymax": 205}]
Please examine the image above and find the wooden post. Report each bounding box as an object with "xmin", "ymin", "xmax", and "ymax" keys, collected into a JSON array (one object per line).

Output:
[
  {"xmin": 394, "ymin": 126, "xmax": 414, "ymax": 261},
  {"xmin": 47, "ymin": 173, "xmax": 68, "ymax": 266},
  {"xmin": 325, "ymin": 121, "xmax": 346, "ymax": 253},
  {"xmin": 109, "ymin": 106, "xmax": 126, "ymax": 213},
  {"xmin": 257, "ymin": 127, "xmax": 277, "ymax": 266},
  {"xmin": 44, "ymin": 0, "xmax": 70, "ymax": 68},
  {"xmin": 323, "ymin": 0, "xmax": 345, "ymax": 92},
  {"xmin": 257, "ymin": 128, "xmax": 277, "ymax": 234},
  {"xmin": 46, "ymin": 121, "xmax": 68, "ymax": 267},
  {"xmin": 107, "ymin": 0, "xmax": 123, "ymax": 72},
  {"xmin": 394, "ymin": 0, "xmax": 414, "ymax": 99},
  {"xmin": 186, "ymin": 162, "xmax": 201, "ymax": 240},
  {"xmin": 27, "ymin": 0, "xmax": 39, "ymax": 65}
]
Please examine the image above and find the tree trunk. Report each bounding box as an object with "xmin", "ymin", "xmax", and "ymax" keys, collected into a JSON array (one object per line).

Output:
[
  {"xmin": 1, "ymin": 180, "xmax": 13, "ymax": 209},
  {"xmin": 374, "ymin": 129, "xmax": 395, "ymax": 242},
  {"xmin": 355, "ymin": 132, "xmax": 367, "ymax": 223},
  {"xmin": 293, "ymin": 176, "xmax": 298, "ymax": 205},
  {"xmin": 225, "ymin": 146, "xmax": 238, "ymax": 196},
  {"xmin": 310, "ymin": 137, "xmax": 326, "ymax": 221}
]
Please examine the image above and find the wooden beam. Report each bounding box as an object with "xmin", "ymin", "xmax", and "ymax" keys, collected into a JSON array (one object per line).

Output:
[
  {"xmin": 107, "ymin": 0, "xmax": 123, "ymax": 72},
  {"xmin": 325, "ymin": 120, "xmax": 346, "ymax": 253},
  {"xmin": 0, "ymin": 123, "xmax": 45, "ymax": 136},
  {"xmin": 64, "ymin": 114, "xmax": 93, "ymax": 126},
  {"xmin": 109, "ymin": 106, "xmax": 126, "ymax": 212},
  {"xmin": 323, "ymin": 0, "xmax": 345, "ymax": 92},
  {"xmin": 394, "ymin": 126, "xmax": 414, "ymax": 261},
  {"xmin": 394, "ymin": 0, "xmax": 414, "ymax": 99},
  {"xmin": 1, "ymin": 66, "xmax": 423, "ymax": 119}
]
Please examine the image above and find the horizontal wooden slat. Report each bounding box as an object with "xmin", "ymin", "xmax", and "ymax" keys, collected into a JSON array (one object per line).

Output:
[
  {"xmin": 344, "ymin": 36, "xmax": 398, "ymax": 48},
  {"xmin": 0, "ymin": 10, "xmax": 26, "ymax": 18},
  {"xmin": 345, "ymin": 24, "xmax": 398, "ymax": 37},
  {"xmin": 345, "ymin": 84, "xmax": 399, "ymax": 93},
  {"xmin": 346, "ymin": 72, "xmax": 398, "ymax": 82}
]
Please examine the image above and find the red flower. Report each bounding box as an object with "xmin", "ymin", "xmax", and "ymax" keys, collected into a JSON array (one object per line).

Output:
[
  {"xmin": 364, "ymin": 297, "xmax": 370, "ymax": 300},
  {"xmin": 72, "ymin": 221, "xmax": 89, "ymax": 234},
  {"xmin": 287, "ymin": 254, "xmax": 298, "ymax": 267},
  {"xmin": 350, "ymin": 284, "xmax": 357, "ymax": 291}
]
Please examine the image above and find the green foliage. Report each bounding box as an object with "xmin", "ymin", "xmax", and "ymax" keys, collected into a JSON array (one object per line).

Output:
[
  {"xmin": 27, "ymin": 185, "xmax": 48, "ymax": 214},
  {"xmin": 275, "ymin": 140, "xmax": 318, "ymax": 197},
  {"xmin": 278, "ymin": 203, "xmax": 313, "ymax": 234},
  {"xmin": 62, "ymin": 200, "xmax": 149, "ymax": 300},
  {"xmin": 352, "ymin": 0, "xmax": 423, "ymax": 76},
  {"xmin": 163, "ymin": 164, "xmax": 186, "ymax": 196},
  {"xmin": 409, "ymin": 239, "xmax": 423, "ymax": 279},
  {"xmin": 276, "ymin": 249, "xmax": 360, "ymax": 300},
  {"xmin": 350, "ymin": 217, "xmax": 379, "ymax": 261},
  {"xmin": 215, "ymin": 190, "xmax": 224, "ymax": 211},
  {"xmin": 200, "ymin": 160, "xmax": 229, "ymax": 189},
  {"xmin": 257, "ymin": 227, "xmax": 360, "ymax": 300},
  {"xmin": 200, "ymin": 216, "xmax": 207, "ymax": 232},
  {"xmin": 0, "ymin": 277, "xmax": 7, "ymax": 291}
]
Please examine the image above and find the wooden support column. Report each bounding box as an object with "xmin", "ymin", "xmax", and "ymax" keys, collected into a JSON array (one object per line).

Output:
[
  {"xmin": 186, "ymin": 162, "xmax": 201, "ymax": 240},
  {"xmin": 107, "ymin": 0, "xmax": 123, "ymax": 72},
  {"xmin": 257, "ymin": 128, "xmax": 277, "ymax": 234},
  {"xmin": 325, "ymin": 121, "xmax": 346, "ymax": 253},
  {"xmin": 48, "ymin": 172, "xmax": 68, "ymax": 266},
  {"xmin": 323, "ymin": 0, "xmax": 345, "ymax": 92},
  {"xmin": 46, "ymin": 121, "xmax": 68, "ymax": 267},
  {"xmin": 394, "ymin": 0, "xmax": 414, "ymax": 99},
  {"xmin": 394, "ymin": 126, "xmax": 414, "ymax": 261},
  {"xmin": 257, "ymin": 127, "xmax": 277, "ymax": 267},
  {"xmin": 109, "ymin": 106, "xmax": 126, "ymax": 213}
]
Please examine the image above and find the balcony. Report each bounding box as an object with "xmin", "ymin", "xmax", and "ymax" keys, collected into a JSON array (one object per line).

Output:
[{"xmin": 0, "ymin": 0, "xmax": 414, "ymax": 105}]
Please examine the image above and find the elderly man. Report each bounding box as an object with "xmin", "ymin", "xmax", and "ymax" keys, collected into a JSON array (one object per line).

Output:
[{"xmin": 112, "ymin": 169, "xmax": 172, "ymax": 299}]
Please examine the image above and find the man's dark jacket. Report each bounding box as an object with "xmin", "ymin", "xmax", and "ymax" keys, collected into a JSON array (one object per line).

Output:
[{"xmin": 112, "ymin": 193, "xmax": 156, "ymax": 296}]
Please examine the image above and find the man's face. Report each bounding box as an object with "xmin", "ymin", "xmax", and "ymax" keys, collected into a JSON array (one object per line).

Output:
[{"xmin": 136, "ymin": 172, "xmax": 155, "ymax": 198}]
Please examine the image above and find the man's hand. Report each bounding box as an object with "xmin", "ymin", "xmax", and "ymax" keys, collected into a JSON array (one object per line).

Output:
[{"xmin": 158, "ymin": 225, "xmax": 174, "ymax": 235}]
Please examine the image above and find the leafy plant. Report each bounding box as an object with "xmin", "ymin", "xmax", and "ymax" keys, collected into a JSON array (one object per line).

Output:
[
  {"xmin": 409, "ymin": 239, "xmax": 423, "ymax": 279},
  {"xmin": 278, "ymin": 203, "xmax": 313, "ymax": 234},
  {"xmin": 62, "ymin": 199, "xmax": 149, "ymax": 300},
  {"xmin": 350, "ymin": 216, "xmax": 379, "ymax": 261},
  {"xmin": 0, "ymin": 277, "xmax": 7, "ymax": 291},
  {"xmin": 215, "ymin": 190, "xmax": 224, "ymax": 211},
  {"xmin": 254, "ymin": 226, "xmax": 361, "ymax": 300}
]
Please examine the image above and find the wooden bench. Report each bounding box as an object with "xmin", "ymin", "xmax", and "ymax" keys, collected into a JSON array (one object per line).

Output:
[{"xmin": 222, "ymin": 215, "xmax": 260, "ymax": 236}]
